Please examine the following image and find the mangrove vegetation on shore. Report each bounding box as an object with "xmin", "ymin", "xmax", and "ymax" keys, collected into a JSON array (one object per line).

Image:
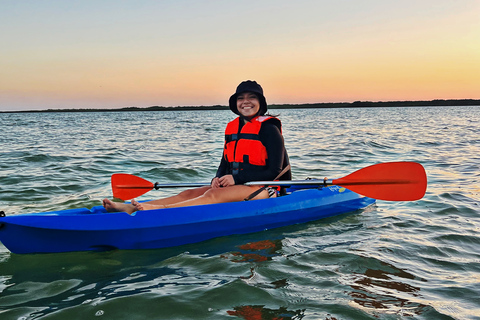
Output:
[{"xmin": 2, "ymin": 99, "xmax": 479, "ymax": 113}]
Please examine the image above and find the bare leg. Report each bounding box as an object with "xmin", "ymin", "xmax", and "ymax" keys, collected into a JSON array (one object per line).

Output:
[
  {"xmin": 105, "ymin": 186, "xmax": 271, "ymax": 212},
  {"xmin": 163, "ymin": 185, "xmax": 269, "ymax": 208},
  {"xmin": 103, "ymin": 186, "xmax": 211, "ymax": 213},
  {"xmin": 145, "ymin": 186, "xmax": 211, "ymax": 206}
]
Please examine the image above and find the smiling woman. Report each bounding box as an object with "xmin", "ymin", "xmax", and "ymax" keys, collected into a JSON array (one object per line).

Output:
[
  {"xmin": 103, "ymin": 80, "xmax": 292, "ymax": 214},
  {"xmin": 236, "ymin": 92, "xmax": 260, "ymax": 118},
  {"xmin": 228, "ymin": 80, "xmax": 268, "ymax": 119}
]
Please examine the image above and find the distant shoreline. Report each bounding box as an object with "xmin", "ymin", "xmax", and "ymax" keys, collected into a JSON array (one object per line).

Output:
[{"xmin": 2, "ymin": 99, "xmax": 479, "ymax": 113}]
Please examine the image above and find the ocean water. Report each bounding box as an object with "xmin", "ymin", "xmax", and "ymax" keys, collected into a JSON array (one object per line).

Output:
[{"xmin": 0, "ymin": 106, "xmax": 479, "ymax": 320}]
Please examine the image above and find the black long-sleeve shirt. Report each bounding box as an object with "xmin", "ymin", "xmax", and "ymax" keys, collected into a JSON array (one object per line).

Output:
[{"xmin": 215, "ymin": 120, "xmax": 291, "ymax": 184}]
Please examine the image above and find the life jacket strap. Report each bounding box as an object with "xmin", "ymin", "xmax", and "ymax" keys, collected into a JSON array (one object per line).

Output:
[
  {"xmin": 232, "ymin": 162, "xmax": 240, "ymax": 175},
  {"xmin": 225, "ymin": 133, "xmax": 261, "ymax": 143}
]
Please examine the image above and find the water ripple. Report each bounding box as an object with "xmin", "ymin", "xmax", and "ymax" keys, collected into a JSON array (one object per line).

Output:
[{"xmin": 1, "ymin": 106, "xmax": 479, "ymax": 319}]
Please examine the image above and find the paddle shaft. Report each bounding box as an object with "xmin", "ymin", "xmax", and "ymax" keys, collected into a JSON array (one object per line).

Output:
[
  {"xmin": 246, "ymin": 178, "xmax": 414, "ymax": 187},
  {"xmin": 112, "ymin": 162, "xmax": 427, "ymax": 201},
  {"xmin": 154, "ymin": 182, "xmax": 209, "ymax": 189}
]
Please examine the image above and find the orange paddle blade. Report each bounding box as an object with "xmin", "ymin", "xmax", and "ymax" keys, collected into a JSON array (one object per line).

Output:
[
  {"xmin": 333, "ymin": 162, "xmax": 427, "ymax": 201},
  {"xmin": 111, "ymin": 173, "xmax": 154, "ymax": 200}
]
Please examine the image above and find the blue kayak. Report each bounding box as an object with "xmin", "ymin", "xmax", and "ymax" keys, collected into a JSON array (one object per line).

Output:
[{"xmin": 0, "ymin": 186, "xmax": 375, "ymax": 254}]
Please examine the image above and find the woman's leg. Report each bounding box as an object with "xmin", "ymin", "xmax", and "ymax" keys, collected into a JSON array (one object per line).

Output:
[
  {"xmin": 135, "ymin": 185, "xmax": 269, "ymax": 210},
  {"xmin": 103, "ymin": 186, "xmax": 211, "ymax": 214},
  {"xmin": 144, "ymin": 186, "xmax": 211, "ymax": 206}
]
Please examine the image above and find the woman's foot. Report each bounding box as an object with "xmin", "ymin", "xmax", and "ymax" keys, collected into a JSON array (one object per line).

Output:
[{"xmin": 102, "ymin": 198, "xmax": 137, "ymax": 214}]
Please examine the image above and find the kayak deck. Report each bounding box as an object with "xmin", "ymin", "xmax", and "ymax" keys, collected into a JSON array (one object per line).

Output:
[{"xmin": 0, "ymin": 186, "xmax": 375, "ymax": 254}]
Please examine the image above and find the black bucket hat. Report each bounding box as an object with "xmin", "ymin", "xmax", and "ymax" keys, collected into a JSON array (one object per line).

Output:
[{"xmin": 228, "ymin": 80, "xmax": 268, "ymax": 116}]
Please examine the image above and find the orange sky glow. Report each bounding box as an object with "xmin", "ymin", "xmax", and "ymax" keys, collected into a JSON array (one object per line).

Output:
[{"xmin": 1, "ymin": 1, "xmax": 479, "ymax": 111}]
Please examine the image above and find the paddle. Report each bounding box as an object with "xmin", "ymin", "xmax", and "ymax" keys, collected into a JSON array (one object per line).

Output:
[
  {"xmin": 111, "ymin": 174, "xmax": 210, "ymax": 201},
  {"xmin": 246, "ymin": 162, "xmax": 427, "ymax": 201},
  {"xmin": 111, "ymin": 162, "xmax": 427, "ymax": 201}
]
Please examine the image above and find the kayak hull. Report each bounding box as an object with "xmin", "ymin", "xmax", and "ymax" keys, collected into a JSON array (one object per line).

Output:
[{"xmin": 0, "ymin": 187, "xmax": 375, "ymax": 254}]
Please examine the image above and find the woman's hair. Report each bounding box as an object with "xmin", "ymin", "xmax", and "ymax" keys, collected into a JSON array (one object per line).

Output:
[{"xmin": 229, "ymin": 80, "xmax": 268, "ymax": 116}]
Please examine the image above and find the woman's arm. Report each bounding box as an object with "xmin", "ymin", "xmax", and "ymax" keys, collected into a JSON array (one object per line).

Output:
[{"xmin": 215, "ymin": 156, "xmax": 229, "ymax": 178}]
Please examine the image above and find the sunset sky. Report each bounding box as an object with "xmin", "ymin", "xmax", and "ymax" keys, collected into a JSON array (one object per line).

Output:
[{"xmin": 1, "ymin": 0, "xmax": 479, "ymax": 111}]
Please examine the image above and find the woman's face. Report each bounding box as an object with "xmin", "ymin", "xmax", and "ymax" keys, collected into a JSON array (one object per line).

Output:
[{"xmin": 236, "ymin": 92, "xmax": 260, "ymax": 118}]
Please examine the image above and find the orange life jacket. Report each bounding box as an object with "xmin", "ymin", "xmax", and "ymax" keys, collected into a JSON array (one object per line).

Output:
[{"xmin": 223, "ymin": 116, "xmax": 281, "ymax": 175}]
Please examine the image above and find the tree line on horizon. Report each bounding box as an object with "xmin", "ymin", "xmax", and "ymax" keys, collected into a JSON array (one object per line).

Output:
[{"xmin": 3, "ymin": 99, "xmax": 480, "ymax": 113}]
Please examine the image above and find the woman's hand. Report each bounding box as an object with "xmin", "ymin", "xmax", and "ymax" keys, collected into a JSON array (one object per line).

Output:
[
  {"xmin": 211, "ymin": 177, "xmax": 221, "ymax": 189},
  {"xmin": 218, "ymin": 175, "xmax": 235, "ymax": 187},
  {"xmin": 211, "ymin": 175, "xmax": 235, "ymax": 188}
]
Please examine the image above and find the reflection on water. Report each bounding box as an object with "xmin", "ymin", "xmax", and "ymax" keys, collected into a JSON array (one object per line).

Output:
[
  {"xmin": 340, "ymin": 261, "xmax": 429, "ymax": 317},
  {"xmin": 223, "ymin": 240, "xmax": 284, "ymax": 263},
  {"xmin": 227, "ymin": 305, "xmax": 305, "ymax": 320}
]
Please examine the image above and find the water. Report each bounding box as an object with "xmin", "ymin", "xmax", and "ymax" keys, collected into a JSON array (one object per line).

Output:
[{"xmin": 0, "ymin": 106, "xmax": 479, "ymax": 319}]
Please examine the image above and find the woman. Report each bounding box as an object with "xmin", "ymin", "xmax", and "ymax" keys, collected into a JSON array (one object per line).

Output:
[{"xmin": 103, "ymin": 80, "xmax": 291, "ymax": 214}]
